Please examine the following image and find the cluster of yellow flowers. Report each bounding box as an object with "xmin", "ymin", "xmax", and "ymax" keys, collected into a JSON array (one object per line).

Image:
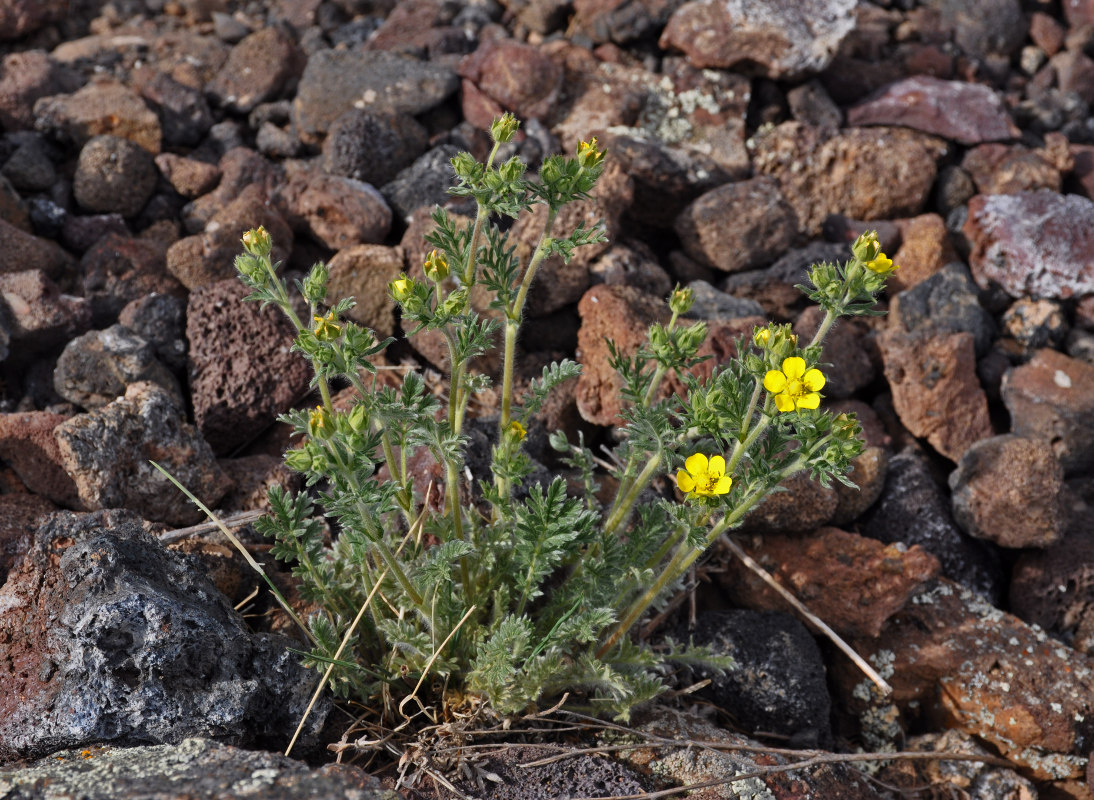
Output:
[{"xmin": 676, "ymin": 235, "xmax": 898, "ymax": 500}]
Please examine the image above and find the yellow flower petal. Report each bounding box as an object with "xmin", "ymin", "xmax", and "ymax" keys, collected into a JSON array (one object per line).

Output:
[
  {"xmin": 684, "ymin": 452, "xmax": 709, "ymax": 477},
  {"xmin": 763, "ymin": 370, "xmax": 787, "ymax": 393},
  {"xmin": 781, "ymin": 356, "xmax": 806, "ymax": 380},
  {"xmin": 676, "ymin": 470, "xmax": 695, "ymax": 493},
  {"xmin": 797, "ymin": 392, "xmax": 821, "ymax": 410},
  {"xmin": 707, "ymin": 455, "xmax": 726, "ymax": 477},
  {"xmin": 774, "ymin": 393, "xmax": 796, "ymax": 413},
  {"xmin": 803, "ymin": 368, "xmax": 826, "ymax": 392},
  {"xmin": 713, "ymin": 476, "xmax": 732, "ymax": 494}
]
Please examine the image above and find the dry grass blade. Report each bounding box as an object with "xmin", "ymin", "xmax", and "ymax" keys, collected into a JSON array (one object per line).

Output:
[
  {"xmin": 722, "ymin": 535, "xmax": 893, "ymax": 695},
  {"xmin": 158, "ymin": 509, "xmax": 266, "ymax": 544},
  {"xmin": 285, "ymin": 567, "xmax": 389, "ymax": 757},
  {"xmin": 150, "ymin": 460, "xmax": 318, "ymax": 646}
]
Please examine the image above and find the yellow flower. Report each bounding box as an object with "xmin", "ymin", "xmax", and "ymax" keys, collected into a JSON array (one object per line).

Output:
[
  {"xmin": 507, "ymin": 420, "xmax": 527, "ymax": 442},
  {"xmin": 313, "ymin": 311, "xmax": 341, "ymax": 341},
  {"xmin": 676, "ymin": 453, "xmax": 732, "ymax": 499},
  {"xmin": 754, "ymin": 327, "xmax": 772, "ymax": 347},
  {"xmin": 764, "ymin": 356, "xmax": 825, "ymax": 413},
  {"xmin": 577, "ymin": 137, "xmax": 605, "ymax": 169},
  {"xmin": 308, "ymin": 405, "xmax": 334, "ymax": 438},
  {"xmin": 424, "ymin": 249, "xmax": 449, "ymax": 282},
  {"xmin": 864, "ymin": 252, "xmax": 898, "ymax": 275},
  {"xmin": 390, "ymin": 275, "xmax": 414, "ymax": 303}
]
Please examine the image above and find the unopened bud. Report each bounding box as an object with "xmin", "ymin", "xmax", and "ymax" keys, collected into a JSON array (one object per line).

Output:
[
  {"xmin": 669, "ymin": 285, "xmax": 694, "ymax": 315},
  {"xmin": 241, "ymin": 226, "xmax": 272, "ymax": 257},
  {"xmin": 491, "ymin": 113, "xmax": 519, "ymax": 144},
  {"xmin": 424, "ymin": 249, "xmax": 449, "ymax": 282}
]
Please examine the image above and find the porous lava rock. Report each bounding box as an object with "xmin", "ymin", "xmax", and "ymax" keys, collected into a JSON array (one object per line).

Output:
[
  {"xmin": 0, "ymin": 510, "xmax": 327, "ymax": 762},
  {"xmin": 186, "ymin": 279, "xmax": 311, "ymax": 456}
]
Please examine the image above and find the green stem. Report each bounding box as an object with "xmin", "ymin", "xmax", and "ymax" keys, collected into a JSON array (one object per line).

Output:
[
  {"xmin": 604, "ymin": 310, "xmax": 681, "ymax": 526},
  {"xmin": 808, "ymin": 306, "xmax": 840, "ymax": 350},
  {"xmin": 601, "ymin": 450, "xmax": 662, "ymax": 538},
  {"xmin": 326, "ymin": 438, "xmax": 425, "ymax": 610},
  {"xmin": 499, "ymin": 207, "xmax": 559, "ymax": 431},
  {"xmin": 596, "ymin": 458, "xmax": 808, "ymax": 659}
]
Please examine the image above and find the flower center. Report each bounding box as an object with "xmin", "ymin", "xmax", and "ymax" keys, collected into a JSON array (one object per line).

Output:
[{"xmin": 786, "ymin": 379, "xmax": 804, "ymax": 398}]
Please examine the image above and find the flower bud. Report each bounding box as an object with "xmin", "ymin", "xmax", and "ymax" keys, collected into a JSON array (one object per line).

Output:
[
  {"xmin": 302, "ymin": 262, "xmax": 329, "ymax": 305},
  {"xmin": 851, "ymin": 230, "xmax": 881, "ymax": 263},
  {"xmin": 753, "ymin": 327, "xmax": 772, "ymax": 348},
  {"xmin": 424, "ymin": 249, "xmax": 449, "ymax": 282},
  {"xmin": 439, "ymin": 287, "xmax": 469, "ymax": 317},
  {"xmin": 390, "ymin": 275, "xmax": 415, "ymax": 304},
  {"xmin": 451, "ymin": 151, "xmax": 477, "ymax": 180},
  {"xmin": 348, "ymin": 403, "xmax": 369, "ymax": 433},
  {"xmin": 498, "ymin": 156, "xmax": 525, "ymax": 183},
  {"xmin": 241, "ymin": 226, "xmax": 272, "ymax": 257},
  {"xmin": 669, "ymin": 285, "xmax": 694, "ymax": 315},
  {"xmin": 234, "ymin": 253, "xmax": 265, "ymax": 284},
  {"xmin": 285, "ymin": 447, "xmax": 314, "ymax": 472},
  {"xmin": 491, "ymin": 113, "xmax": 519, "ymax": 144}
]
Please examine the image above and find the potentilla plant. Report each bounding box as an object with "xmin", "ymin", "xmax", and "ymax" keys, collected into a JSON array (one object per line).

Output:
[{"xmin": 228, "ymin": 114, "xmax": 896, "ymax": 730}]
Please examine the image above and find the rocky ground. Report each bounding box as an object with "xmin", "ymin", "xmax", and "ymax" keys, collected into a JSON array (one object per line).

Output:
[{"xmin": 1, "ymin": 0, "xmax": 1094, "ymax": 797}]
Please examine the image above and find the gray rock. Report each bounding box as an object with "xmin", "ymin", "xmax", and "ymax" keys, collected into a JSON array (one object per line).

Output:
[
  {"xmin": 254, "ymin": 121, "xmax": 299, "ymax": 158},
  {"xmin": 380, "ymin": 144, "xmax": 460, "ymax": 222},
  {"xmin": 787, "ymin": 79, "xmax": 843, "ymax": 128},
  {"xmin": 117, "ymin": 292, "xmax": 188, "ymax": 373},
  {"xmin": 137, "ymin": 71, "xmax": 214, "ymax": 148},
  {"xmin": 596, "ymin": 132, "xmax": 733, "ymax": 230},
  {"xmin": 73, "ymin": 135, "xmax": 157, "ymax": 218},
  {"xmin": 292, "ymin": 49, "xmax": 458, "ymax": 144},
  {"xmin": 939, "ymin": 0, "xmax": 1027, "ymax": 60},
  {"xmin": 685, "ymin": 279, "xmax": 764, "ymax": 319},
  {"xmin": 0, "ymin": 738, "xmax": 397, "ymax": 798},
  {"xmin": 0, "ymin": 511, "xmax": 328, "ymax": 763},
  {"xmin": 890, "ymin": 262, "xmax": 996, "ymax": 357},
  {"xmin": 206, "ymin": 26, "xmax": 305, "ymax": 115},
  {"xmin": 323, "ymin": 108, "xmax": 428, "ymax": 188},
  {"xmin": 54, "ymin": 324, "xmax": 183, "ymax": 411},
  {"xmin": 1, "ymin": 136, "xmax": 56, "ymax": 192},
  {"xmin": 587, "ymin": 240, "xmax": 674, "ymax": 299},
  {"xmin": 721, "ymin": 240, "xmax": 848, "ymax": 320},
  {"xmin": 53, "ymin": 382, "xmax": 229, "ymax": 526},
  {"xmin": 680, "ymin": 609, "xmax": 833, "ymax": 748},
  {"xmin": 660, "ymin": 0, "xmax": 856, "ymax": 80},
  {"xmin": 859, "ymin": 448, "xmax": 1004, "ymax": 603}
]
